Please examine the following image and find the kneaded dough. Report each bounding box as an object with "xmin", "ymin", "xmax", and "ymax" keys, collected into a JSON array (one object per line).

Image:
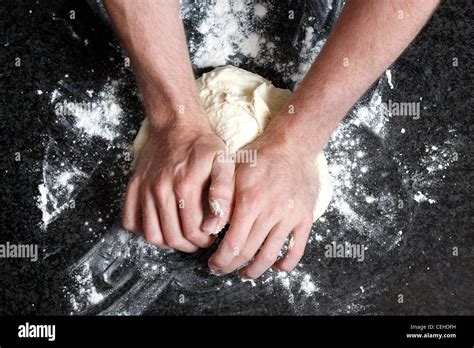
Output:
[{"xmin": 132, "ymin": 65, "xmax": 332, "ymax": 222}]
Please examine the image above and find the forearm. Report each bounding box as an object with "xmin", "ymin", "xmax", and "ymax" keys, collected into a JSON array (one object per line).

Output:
[
  {"xmin": 271, "ymin": 0, "xmax": 439, "ymax": 154},
  {"xmin": 104, "ymin": 0, "xmax": 205, "ymax": 130}
]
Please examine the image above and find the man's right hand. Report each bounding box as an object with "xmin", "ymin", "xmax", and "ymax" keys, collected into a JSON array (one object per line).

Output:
[
  {"xmin": 122, "ymin": 111, "xmax": 234, "ymax": 253},
  {"xmin": 105, "ymin": 0, "xmax": 235, "ymax": 252}
]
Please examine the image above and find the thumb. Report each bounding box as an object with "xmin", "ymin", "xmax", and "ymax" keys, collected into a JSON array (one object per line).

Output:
[{"xmin": 201, "ymin": 152, "xmax": 235, "ymax": 235}]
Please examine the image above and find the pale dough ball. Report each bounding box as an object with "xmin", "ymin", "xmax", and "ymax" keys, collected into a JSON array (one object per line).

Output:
[{"xmin": 132, "ymin": 65, "xmax": 332, "ymax": 222}]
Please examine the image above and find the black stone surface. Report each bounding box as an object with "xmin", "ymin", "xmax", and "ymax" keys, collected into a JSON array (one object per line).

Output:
[{"xmin": 0, "ymin": 0, "xmax": 472, "ymax": 315}]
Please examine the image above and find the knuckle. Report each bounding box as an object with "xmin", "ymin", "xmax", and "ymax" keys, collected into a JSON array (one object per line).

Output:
[
  {"xmin": 166, "ymin": 236, "xmax": 185, "ymax": 250},
  {"xmin": 237, "ymin": 188, "xmax": 262, "ymax": 211},
  {"xmin": 267, "ymin": 204, "xmax": 284, "ymax": 219},
  {"xmin": 261, "ymin": 252, "xmax": 277, "ymax": 265},
  {"xmin": 176, "ymin": 174, "xmax": 193, "ymax": 192},
  {"xmin": 241, "ymin": 249, "xmax": 255, "ymax": 262},
  {"xmin": 144, "ymin": 232, "xmax": 162, "ymax": 246},
  {"xmin": 209, "ymin": 182, "xmax": 231, "ymax": 199},
  {"xmin": 153, "ymin": 184, "xmax": 167, "ymax": 202},
  {"xmin": 165, "ymin": 236, "xmax": 179, "ymax": 249},
  {"xmin": 224, "ymin": 238, "xmax": 241, "ymax": 254},
  {"xmin": 184, "ymin": 229, "xmax": 199, "ymax": 241},
  {"xmin": 175, "ymin": 176, "xmax": 196, "ymax": 200}
]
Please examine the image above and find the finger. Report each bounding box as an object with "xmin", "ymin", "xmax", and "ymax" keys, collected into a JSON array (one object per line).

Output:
[
  {"xmin": 219, "ymin": 214, "xmax": 276, "ymax": 275},
  {"xmin": 155, "ymin": 183, "xmax": 199, "ymax": 253},
  {"xmin": 240, "ymin": 222, "xmax": 293, "ymax": 279},
  {"xmin": 274, "ymin": 219, "xmax": 313, "ymax": 272},
  {"xmin": 201, "ymin": 156, "xmax": 235, "ymax": 235},
  {"xmin": 141, "ymin": 189, "xmax": 168, "ymax": 248},
  {"xmin": 208, "ymin": 193, "xmax": 260, "ymax": 271},
  {"xmin": 175, "ymin": 174, "xmax": 215, "ymax": 248},
  {"xmin": 122, "ymin": 177, "xmax": 143, "ymax": 233}
]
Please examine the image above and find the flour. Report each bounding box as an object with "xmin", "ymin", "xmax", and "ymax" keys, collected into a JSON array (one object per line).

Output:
[
  {"xmin": 184, "ymin": 0, "xmax": 267, "ymax": 68},
  {"xmin": 385, "ymin": 69, "xmax": 394, "ymax": 89},
  {"xmin": 422, "ymin": 143, "xmax": 458, "ymax": 174},
  {"xmin": 37, "ymin": 80, "xmax": 124, "ymax": 230},
  {"xmin": 288, "ymin": 27, "xmax": 326, "ymax": 85},
  {"xmin": 300, "ymin": 274, "xmax": 318, "ymax": 296},
  {"xmin": 269, "ymin": 269, "xmax": 320, "ymax": 300},
  {"xmin": 52, "ymin": 83, "xmax": 122, "ymax": 142},
  {"xmin": 62, "ymin": 68, "xmax": 460, "ymax": 314},
  {"xmin": 37, "ymin": 154, "xmax": 89, "ymax": 230},
  {"xmin": 67, "ymin": 261, "xmax": 105, "ymax": 314},
  {"xmin": 186, "ymin": 0, "xmax": 244, "ymax": 68},
  {"xmin": 56, "ymin": 1, "xmax": 461, "ymax": 315},
  {"xmin": 414, "ymin": 191, "xmax": 436, "ymax": 204},
  {"xmin": 254, "ymin": 4, "xmax": 268, "ymax": 18},
  {"xmin": 183, "ymin": 0, "xmax": 326, "ymax": 87},
  {"xmin": 240, "ymin": 33, "xmax": 262, "ymax": 58}
]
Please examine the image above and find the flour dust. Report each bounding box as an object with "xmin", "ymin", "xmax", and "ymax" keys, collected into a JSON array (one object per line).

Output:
[{"xmin": 33, "ymin": 1, "xmax": 461, "ymax": 315}]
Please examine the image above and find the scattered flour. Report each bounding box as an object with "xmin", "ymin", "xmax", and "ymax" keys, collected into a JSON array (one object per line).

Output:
[
  {"xmin": 62, "ymin": 62, "xmax": 459, "ymax": 316},
  {"xmin": 414, "ymin": 191, "xmax": 436, "ymax": 204},
  {"xmin": 288, "ymin": 27, "xmax": 326, "ymax": 86},
  {"xmin": 53, "ymin": 1, "xmax": 460, "ymax": 315},
  {"xmin": 385, "ymin": 69, "xmax": 394, "ymax": 89},
  {"xmin": 183, "ymin": 0, "xmax": 327, "ymax": 87},
  {"xmin": 254, "ymin": 4, "xmax": 268, "ymax": 18},
  {"xmin": 37, "ymin": 155, "xmax": 89, "ymax": 230},
  {"xmin": 68, "ymin": 262, "xmax": 105, "ymax": 314},
  {"xmin": 300, "ymin": 273, "xmax": 319, "ymax": 296},
  {"xmin": 37, "ymin": 80, "xmax": 124, "ymax": 230},
  {"xmin": 51, "ymin": 83, "xmax": 122, "ymax": 142}
]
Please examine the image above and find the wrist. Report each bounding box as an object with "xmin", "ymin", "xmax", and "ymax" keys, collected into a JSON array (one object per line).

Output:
[
  {"xmin": 146, "ymin": 101, "xmax": 212, "ymax": 137},
  {"xmin": 258, "ymin": 115, "xmax": 321, "ymax": 160},
  {"xmin": 139, "ymin": 83, "xmax": 211, "ymax": 134}
]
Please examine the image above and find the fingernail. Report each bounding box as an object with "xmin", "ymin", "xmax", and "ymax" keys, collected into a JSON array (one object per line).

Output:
[
  {"xmin": 209, "ymin": 199, "xmax": 228, "ymax": 218},
  {"xmin": 209, "ymin": 264, "xmax": 222, "ymax": 276},
  {"xmin": 202, "ymin": 218, "xmax": 219, "ymax": 235},
  {"xmin": 240, "ymin": 273, "xmax": 254, "ymax": 283}
]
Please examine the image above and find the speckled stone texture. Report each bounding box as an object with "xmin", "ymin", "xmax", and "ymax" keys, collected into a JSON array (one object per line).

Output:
[{"xmin": 0, "ymin": 0, "xmax": 472, "ymax": 315}]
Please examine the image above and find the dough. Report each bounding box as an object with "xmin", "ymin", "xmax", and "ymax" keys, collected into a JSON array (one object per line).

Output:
[{"xmin": 132, "ymin": 65, "xmax": 332, "ymax": 222}]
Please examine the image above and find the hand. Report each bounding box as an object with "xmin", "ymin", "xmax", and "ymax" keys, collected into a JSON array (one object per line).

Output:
[
  {"xmin": 208, "ymin": 130, "xmax": 318, "ymax": 278},
  {"xmin": 122, "ymin": 110, "xmax": 234, "ymax": 253}
]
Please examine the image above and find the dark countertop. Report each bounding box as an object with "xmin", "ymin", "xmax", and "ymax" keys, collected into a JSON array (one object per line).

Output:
[{"xmin": 0, "ymin": 0, "xmax": 472, "ymax": 315}]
